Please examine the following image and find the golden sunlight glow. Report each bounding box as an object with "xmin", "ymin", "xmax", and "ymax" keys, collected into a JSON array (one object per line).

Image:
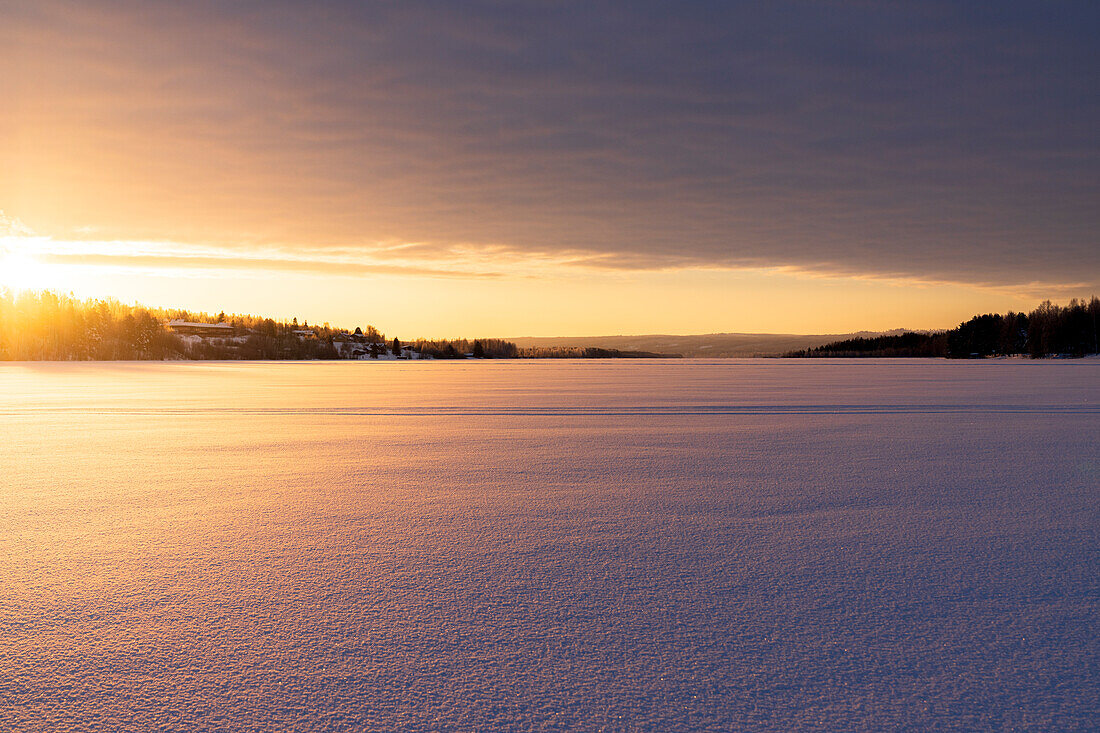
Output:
[
  {"xmin": 0, "ymin": 216, "xmax": 1046, "ymax": 335},
  {"xmin": 0, "ymin": 227, "xmax": 1043, "ymax": 335},
  {"xmin": 0, "ymin": 241, "xmax": 55, "ymax": 292}
]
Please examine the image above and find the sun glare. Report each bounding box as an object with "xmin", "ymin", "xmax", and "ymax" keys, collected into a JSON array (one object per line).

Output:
[{"xmin": 0, "ymin": 245, "xmax": 54, "ymax": 292}]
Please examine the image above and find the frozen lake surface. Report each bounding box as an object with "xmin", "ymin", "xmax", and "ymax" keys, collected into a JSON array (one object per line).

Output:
[{"xmin": 1, "ymin": 359, "xmax": 1097, "ymax": 731}]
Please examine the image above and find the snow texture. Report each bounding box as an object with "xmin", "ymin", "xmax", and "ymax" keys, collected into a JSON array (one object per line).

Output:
[{"xmin": 0, "ymin": 359, "xmax": 1097, "ymax": 731}]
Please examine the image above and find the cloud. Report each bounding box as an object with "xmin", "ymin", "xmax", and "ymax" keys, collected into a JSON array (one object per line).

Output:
[
  {"xmin": 38, "ymin": 252, "xmax": 504, "ymax": 280},
  {"xmin": 0, "ymin": 212, "xmax": 33, "ymax": 237},
  {"xmin": 0, "ymin": 1, "xmax": 1096, "ymax": 291}
]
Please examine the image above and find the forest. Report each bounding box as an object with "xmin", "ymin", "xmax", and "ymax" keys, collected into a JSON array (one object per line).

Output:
[
  {"xmin": 0, "ymin": 290, "xmax": 681, "ymax": 361},
  {"xmin": 4, "ymin": 290, "xmax": 1096, "ymax": 361},
  {"xmin": 0, "ymin": 290, "xmax": 535, "ymax": 361},
  {"xmin": 516, "ymin": 346, "xmax": 681, "ymax": 359},
  {"xmin": 0, "ymin": 290, "xmax": 388, "ymax": 361},
  {"xmin": 786, "ymin": 298, "xmax": 1100, "ymax": 358}
]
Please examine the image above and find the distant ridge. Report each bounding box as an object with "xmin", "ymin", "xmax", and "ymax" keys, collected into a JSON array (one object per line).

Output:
[
  {"xmin": 508, "ymin": 331, "xmax": 914, "ymax": 358},
  {"xmin": 518, "ymin": 297, "xmax": 1100, "ymax": 359}
]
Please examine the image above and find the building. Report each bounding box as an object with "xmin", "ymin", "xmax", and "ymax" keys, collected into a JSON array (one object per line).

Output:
[{"xmin": 166, "ymin": 320, "xmax": 235, "ymax": 337}]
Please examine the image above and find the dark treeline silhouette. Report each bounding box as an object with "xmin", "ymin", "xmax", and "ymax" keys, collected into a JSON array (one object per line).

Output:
[
  {"xmin": 787, "ymin": 298, "xmax": 1100, "ymax": 358},
  {"xmin": 407, "ymin": 338, "xmax": 520, "ymax": 359},
  {"xmin": 518, "ymin": 346, "xmax": 681, "ymax": 359},
  {"xmin": 399, "ymin": 340, "xmax": 677, "ymax": 359},
  {"xmin": 787, "ymin": 332, "xmax": 948, "ymax": 358}
]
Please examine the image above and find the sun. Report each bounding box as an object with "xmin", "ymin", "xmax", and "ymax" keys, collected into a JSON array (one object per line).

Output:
[{"xmin": 0, "ymin": 246, "xmax": 54, "ymax": 292}]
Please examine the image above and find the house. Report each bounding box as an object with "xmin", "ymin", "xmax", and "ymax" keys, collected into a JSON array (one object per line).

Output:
[{"xmin": 166, "ymin": 320, "xmax": 234, "ymax": 336}]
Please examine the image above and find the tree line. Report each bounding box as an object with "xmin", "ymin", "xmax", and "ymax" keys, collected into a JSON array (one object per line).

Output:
[
  {"xmin": 0, "ymin": 290, "xmax": 389, "ymax": 361},
  {"xmin": 12, "ymin": 288, "xmax": 1089, "ymax": 362},
  {"xmin": 516, "ymin": 346, "xmax": 681, "ymax": 359},
  {"xmin": 406, "ymin": 338, "xmax": 519, "ymax": 359},
  {"xmin": 786, "ymin": 298, "xmax": 1100, "ymax": 358},
  {"xmin": 0, "ymin": 290, "xmax": 550, "ymax": 362}
]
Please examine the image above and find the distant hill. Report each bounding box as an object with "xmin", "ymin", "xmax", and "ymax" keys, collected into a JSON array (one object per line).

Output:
[{"xmin": 509, "ymin": 331, "xmax": 913, "ymax": 358}]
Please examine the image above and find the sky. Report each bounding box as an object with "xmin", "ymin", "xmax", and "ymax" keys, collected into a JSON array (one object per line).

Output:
[{"xmin": 1, "ymin": 1, "xmax": 1097, "ymax": 337}]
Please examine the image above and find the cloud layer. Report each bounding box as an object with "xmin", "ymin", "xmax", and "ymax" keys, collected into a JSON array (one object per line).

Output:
[{"xmin": 1, "ymin": 1, "xmax": 1097, "ymax": 290}]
